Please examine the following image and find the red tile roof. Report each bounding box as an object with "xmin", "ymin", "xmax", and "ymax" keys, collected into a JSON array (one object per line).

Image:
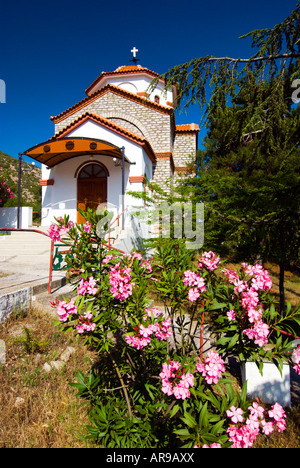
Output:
[
  {"xmin": 85, "ymin": 65, "xmax": 162, "ymax": 96},
  {"xmin": 176, "ymin": 124, "xmax": 199, "ymax": 132},
  {"xmin": 53, "ymin": 112, "xmax": 157, "ymax": 163}
]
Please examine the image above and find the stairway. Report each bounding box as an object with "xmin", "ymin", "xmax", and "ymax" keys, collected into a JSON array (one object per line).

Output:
[{"xmin": 0, "ymin": 229, "xmax": 51, "ymax": 266}]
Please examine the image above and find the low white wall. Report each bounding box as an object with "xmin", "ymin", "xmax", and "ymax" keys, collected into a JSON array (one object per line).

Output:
[
  {"xmin": 241, "ymin": 361, "xmax": 291, "ymax": 407},
  {"xmin": 0, "ymin": 207, "xmax": 33, "ymax": 229}
]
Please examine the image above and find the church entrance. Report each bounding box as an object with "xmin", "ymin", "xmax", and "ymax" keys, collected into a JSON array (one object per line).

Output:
[{"xmin": 77, "ymin": 162, "xmax": 108, "ymax": 224}]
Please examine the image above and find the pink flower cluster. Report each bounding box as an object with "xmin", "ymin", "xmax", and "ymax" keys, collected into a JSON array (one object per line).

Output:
[
  {"xmin": 125, "ymin": 307, "xmax": 172, "ymax": 350},
  {"xmin": 77, "ymin": 276, "xmax": 98, "ymax": 295},
  {"xmin": 54, "ymin": 299, "xmax": 78, "ymax": 322},
  {"xmin": 292, "ymin": 346, "xmax": 300, "ymax": 375},
  {"xmin": 226, "ymin": 402, "xmax": 286, "ymax": 448},
  {"xmin": 83, "ymin": 221, "xmax": 92, "ymax": 233},
  {"xmin": 109, "ymin": 263, "xmax": 135, "ymax": 301},
  {"xmin": 202, "ymin": 443, "xmax": 222, "ymax": 448},
  {"xmin": 0, "ymin": 174, "xmax": 14, "ymax": 205},
  {"xmin": 196, "ymin": 351, "xmax": 225, "ymax": 385},
  {"xmin": 183, "ymin": 270, "xmax": 206, "ymax": 303},
  {"xmin": 52, "ymin": 298, "xmax": 96, "ymax": 334},
  {"xmin": 159, "ymin": 360, "xmax": 194, "ymax": 400},
  {"xmin": 222, "ymin": 263, "xmax": 272, "ymax": 348},
  {"xmin": 125, "ymin": 251, "xmax": 153, "ymax": 273},
  {"xmin": 243, "ymin": 321, "xmax": 270, "ymax": 348},
  {"xmin": 48, "ymin": 219, "xmax": 74, "ymax": 242},
  {"xmin": 76, "ymin": 310, "xmax": 96, "ymax": 334},
  {"xmin": 198, "ymin": 251, "xmax": 220, "ymax": 271},
  {"xmin": 241, "ymin": 263, "xmax": 273, "ymax": 291}
]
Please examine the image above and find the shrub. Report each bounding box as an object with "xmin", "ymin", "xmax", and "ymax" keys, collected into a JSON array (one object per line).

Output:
[
  {"xmin": 49, "ymin": 210, "xmax": 300, "ymax": 448},
  {"xmin": 0, "ymin": 166, "xmax": 14, "ymax": 207}
]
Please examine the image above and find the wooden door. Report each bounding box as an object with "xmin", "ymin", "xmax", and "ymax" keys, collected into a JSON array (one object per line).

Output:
[{"xmin": 77, "ymin": 163, "xmax": 107, "ymax": 224}]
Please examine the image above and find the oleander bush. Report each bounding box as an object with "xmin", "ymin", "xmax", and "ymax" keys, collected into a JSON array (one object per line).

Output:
[{"xmin": 49, "ymin": 209, "xmax": 300, "ymax": 448}]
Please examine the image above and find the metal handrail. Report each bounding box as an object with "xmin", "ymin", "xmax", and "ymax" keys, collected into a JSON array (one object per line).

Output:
[{"xmin": 0, "ymin": 226, "xmax": 125, "ymax": 294}]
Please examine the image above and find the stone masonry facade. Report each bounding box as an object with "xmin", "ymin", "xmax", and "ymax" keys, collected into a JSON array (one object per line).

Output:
[{"xmin": 52, "ymin": 87, "xmax": 198, "ymax": 187}]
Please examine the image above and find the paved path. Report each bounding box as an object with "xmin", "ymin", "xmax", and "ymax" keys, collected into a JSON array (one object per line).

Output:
[{"xmin": 0, "ymin": 229, "xmax": 65, "ymax": 294}]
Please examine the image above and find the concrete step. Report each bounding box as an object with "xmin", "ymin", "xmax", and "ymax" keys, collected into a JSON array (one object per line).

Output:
[{"xmin": 34, "ymin": 280, "xmax": 75, "ymax": 315}]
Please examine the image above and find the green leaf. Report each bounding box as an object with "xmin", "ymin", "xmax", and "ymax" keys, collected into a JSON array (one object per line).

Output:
[
  {"xmin": 198, "ymin": 402, "xmax": 208, "ymax": 428},
  {"xmin": 182, "ymin": 412, "xmax": 197, "ymax": 428},
  {"xmin": 174, "ymin": 428, "xmax": 191, "ymax": 437},
  {"xmin": 208, "ymin": 302, "xmax": 227, "ymax": 311}
]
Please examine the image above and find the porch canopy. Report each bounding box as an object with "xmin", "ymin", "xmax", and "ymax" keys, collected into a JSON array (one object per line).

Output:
[{"xmin": 23, "ymin": 137, "xmax": 130, "ymax": 168}]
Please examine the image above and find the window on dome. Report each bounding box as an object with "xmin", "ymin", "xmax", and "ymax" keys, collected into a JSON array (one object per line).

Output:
[{"xmin": 154, "ymin": 95, "xmax": 160, "ymax": 104}]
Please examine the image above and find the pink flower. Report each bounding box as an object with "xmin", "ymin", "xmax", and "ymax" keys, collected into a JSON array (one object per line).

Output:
[
  {"xmin": 48, "ymin": 223, "xmax": 61, "ymax": 242},
  {"xmin": 198, "ymin": 251, "xmax": 220, "ymax": 271},
  {"xmin": 188, "ymin": 287, "xmax": 200, "ymax": 302},
  {"xmin": 242, "ymin": 263, "xmax": 273, "ymax": 291},
  {"xmin": 155, "ymin": 318, "xmax": 172, "ymax": 340},
  {"xmin": 241, "ymin": 289, "xmax": 259, "ymax": 310},
  {"xmin": 132, "ymin": 251, "xmax": 142, "ymax": 260},
  {"xmin": 109, "ymin": 264, "xmax": 134, "ymax": 301},
  {"xmin": 202, "ymin": 443, "xmax": 222, "ymax": 448},
  {"xmin": 261, "ymin": 420, "xmax": 274, "ymax": 435},
  {"xmin": 159, "ymin": 361, "xmax": 194, "ymax": 400},
  {"xmin": 222, "ymin": 268, "xmax": 239, "ymax": 284},
  {"xmin": 248, "ymin": 402, "xmax": 265, "ymax": 419},
  {"xmin": 59, "ymin": 224, "xmax": 70, "ymax": 236},
  {"xmin": 76, "ymin": 310, "xmax": 96, "ymax": 334},
  {"xmin": 77, "ymin": 277, "xmax": 98, "ymax": 295},
  {"xmin": 183, "ymin": 271, "xmax": 206, "ymax": 291},
  {"xmin": 83, "ymin": 221, "xmax": 92, "ymax": 233},
  {"xmin": 55, "ymin": 299, "xmax": 78, "ymax": 322},
  {"xmin": 125, "ymin": 334, "xmax": 151, "ymax": 350},
  {"xmin": 183, "ymin": 270, "xmax": 198, "ymax": 287},
  {"xmin": 243, "ymin": 321, "xmax": 269, "ymax": 347},
  {"xmin": 247, "ymin": 306, "xmax": 263, "ymax": 323},
  {"xmin": 233, "ymin": 279, "xmax": 248, "ymax": 293},
  {"xmin": 226, "ymin": 423, "xmax": 259, "ymax": 448},
  {"xmin": 140, "ymin": 258, "xmax": 152, "ymax": 273},
  {"xmin": 292, "ymin": 346, "xmax": 300, "ymax": 375},
  {"xmin": 227, "ymin": 309, "xmax": 236, "ymax": 321},
  {"xmin": 139, "ymin": 324, "xmax": 155, "ymax": 338},
  {"xmin": 226, "ymin": 406, "xmax": 244, "ymax": 424},
  {"xmin": 196, "ymin": 351, "xmax": 225, "ymax": 385},
  {"xmin": 125, "ymin": 308, "xmax": 172, "ymax": 350},
  {"xmin": 145, "ymin": 307, "xmax": 163, "ymax": 319},
  {"xmin": 268, "ymin": 403, "xmax": 286, "ymax": 432}
]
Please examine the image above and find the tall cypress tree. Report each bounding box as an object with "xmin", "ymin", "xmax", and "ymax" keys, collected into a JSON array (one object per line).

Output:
[
  {"xmin": 180, "ymin": 71, "xmax": 300, "ymax": 311},
  {"xmin": 149, "ymin": 5, "xmax": 300, "ymax": 309}
]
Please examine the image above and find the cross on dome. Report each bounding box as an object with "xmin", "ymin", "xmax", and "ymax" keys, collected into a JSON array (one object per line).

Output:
[
  {"xmin": 130, "ymin": 47, "xmax": 139, "ymax": 64},
  {"xmin": 131, "ymin": 47, "xmax": 138, "ymax": 58}
]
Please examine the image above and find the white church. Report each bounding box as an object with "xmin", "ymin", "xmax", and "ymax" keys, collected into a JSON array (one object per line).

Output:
[{"xmin": 24, "ymin": 50, "xmax": 199, "ymax": 249}]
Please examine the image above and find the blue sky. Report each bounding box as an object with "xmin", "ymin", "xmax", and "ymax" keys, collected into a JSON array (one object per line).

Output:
[{"xmin": 0, "ymin": 0, "xmax": 298, "ymax": 165}]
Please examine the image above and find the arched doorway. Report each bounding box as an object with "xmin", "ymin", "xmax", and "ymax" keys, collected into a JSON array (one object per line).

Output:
[{"xmin": 76, "ymin": 162, "xmax": 108, "ymax": 224}]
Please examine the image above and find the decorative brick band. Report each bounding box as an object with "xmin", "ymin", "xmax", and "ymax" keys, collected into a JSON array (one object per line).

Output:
[
  {"xmin": 174, "ymin": 167, "xmax": 189, "ymax": 173},
  {"xmin": 155, "ymin": 152, "xmax": 172, "ymax": 160},
  {"xmin": 129, "ymin": 176, "xmax": 145, "ymax": 183},
  {"xmin": 136, "ymin": 92, "xmax": 150, "ymax": 98},
  {"xmin": 40, "ymin": 179, "xmax": 54, "ymax": 186}
]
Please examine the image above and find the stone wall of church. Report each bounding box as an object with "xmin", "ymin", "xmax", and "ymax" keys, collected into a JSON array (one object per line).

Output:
[
  {"xmin": 172, "ymin": 131, "xmax": 197, "ymax": 168},
  {"xmin": 152, "ymin": 153, "xmax": 174, "ymax": 187},
  {"xmin": 54, "ymin": 91, "xmax": 174, "ymax": 154}
]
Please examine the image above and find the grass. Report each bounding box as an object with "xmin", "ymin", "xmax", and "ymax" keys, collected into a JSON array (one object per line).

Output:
[
  {"xmin": 264, "ymin": 262, "xmax": 300, "ymax": 308},
  {"xmin": 0, "ymin": 306, "xmax": 96, "ymax": 448},
  {"xmin": 0, "ymin": 273, "xmax": 11, "ymax": 278},
  {"xmin": 0, "ymin": 271, "xmax": 300, "ymax": 448}
]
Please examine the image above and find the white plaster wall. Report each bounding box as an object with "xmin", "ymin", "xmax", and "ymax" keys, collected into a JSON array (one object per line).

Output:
[
  {"xmin": 41, "ymin": 120, "xmax": 153, "ymax": 226},
  {"xmin": 96, "ymin": 74, "xmax": 174, "ymax": 107},
  {"xmin": 0, "ymin": 207, "xmax": 32, "ymax": 229}
]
